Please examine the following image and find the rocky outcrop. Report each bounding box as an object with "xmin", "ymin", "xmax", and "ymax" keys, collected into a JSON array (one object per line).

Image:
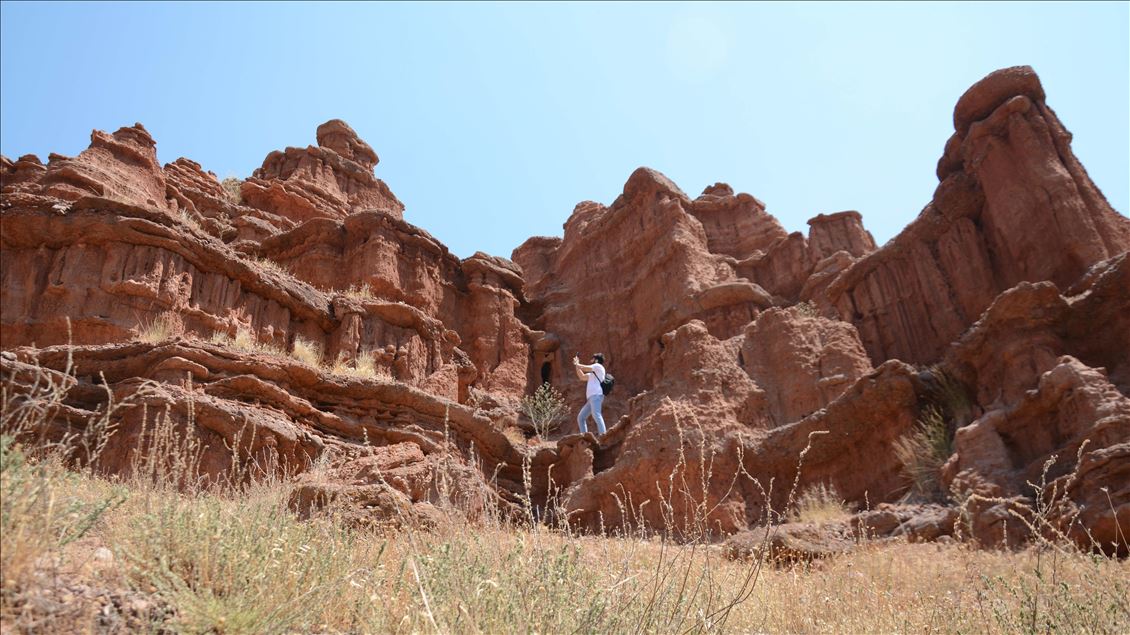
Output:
[
  {"xmin": 288, "ymin": 441, "xmax": 491, "ymax": 530},
  {"xmin": 688, "ymin": 183, "xmax": 788, "ymax": 260},
  {"xmin": 514, "ymin": 169, "xmax": 736, "ymax": 401},
  {"xmin": 822, "ymin": 66, "xmax": 1130, "ymax": 366},
  {"xmin": 937, "ymin": 254, "xmax": 1130, "ymax": 554},
  {"xmin": 0, "ymin": 154, "xmax": 48, "ymax": 192},
  {"xmin": 557, "ymin": 319, "xmax": 920, "ymax": 536},
  {"xmin": 725, "ymin": 503, "xmax": 960, "ymax": 564},
  {"xmin": 241, "ymin": 119, "xmax": 404, "ymax": 225},
  {"xmin": 2, "ymin": 66, "xmax": 1126, "ymax": 551},
  {"xmin": 0, "ymin": 193, "xmax": 329, "ymax": 349},
  {"xmin": 1, "ymin": 121, "xmax": 530, "ymax": 405},
  {"xmin": 0, "ymin": 340, "xmax": 530, "ymax": 502},
  {"xmin": 559, "ymin": 320, "xmax": 768, "ymax": 535},
  {"xmin": 740, "ymin": 307, "xmax": 874, "ymax": 426},
  {"xmin": 38, "ymin": 124, "xmax": 172, "ymax": 210},
  {"xmin": 725, "ymin": 523, "xmax": 855, "ymax": 564},
  {"xmin": 807, "ymin": 211, "xmax": 876, "ymax": 262}
]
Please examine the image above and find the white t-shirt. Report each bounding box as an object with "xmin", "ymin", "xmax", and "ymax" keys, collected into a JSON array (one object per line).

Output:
[{"xmin": 586, "ymin": 363, "xmax": 606, "ymax": 399}]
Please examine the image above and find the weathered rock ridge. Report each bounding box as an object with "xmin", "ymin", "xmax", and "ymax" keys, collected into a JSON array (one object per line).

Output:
[{"xmin": 3, "ymin": 66, "xmax": 1127, "ymax": 554}]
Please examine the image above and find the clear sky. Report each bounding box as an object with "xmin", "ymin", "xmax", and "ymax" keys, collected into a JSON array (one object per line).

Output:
[{"xmin": 2, "ymin": 2, "xmax": 1127, "ymax": 259}]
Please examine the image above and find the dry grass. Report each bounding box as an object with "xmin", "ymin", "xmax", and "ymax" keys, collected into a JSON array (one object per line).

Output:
[
  {"xmin": 220, "ymin": 177, "xmax": 243, "ymax": 204},
  {"xmin": 3, "ymin": 356, "xmax": 1128, "ymax": 634},
  {"xmin": 791, "ymin": 483, "xmax": 852, "ymax": 524},
  {"xmin": 329, "ymin": 351, "xmax": 384, "ymax": 380},
  {"xmin": 133, "ymin": 311, "xmax": 185, "ymax": 344},
  {"xmin": 5, "ymin": 458, "xmax": 1127, "ymax": 634},
  {"xmin": 290, "ymin": 336, "xmax": 323, "ymax": 367},
  {"xmin": 175, "ymin": 206, "xmax": 207, "ymax": 235},
  {"xmin": 342, "ymin": 282, "xmax": 376, "ymax": 302},
  {"xmin": 207, "ymin": 329, "xmax": 387, "ymax": 381},
  {"xmin": 250, "ymin": 256, "xmax": 292, "ymax": 278},
  {"xmin": 792, "ymin": 300, "xmax": 819, "ymax": 317},
  {"xmin": 896, "ymin": 405, "xmax": 953, "ymax": 500},
  {"xmin": 209, "ymin": 327, "xmax": 287, "ymax": 358}
]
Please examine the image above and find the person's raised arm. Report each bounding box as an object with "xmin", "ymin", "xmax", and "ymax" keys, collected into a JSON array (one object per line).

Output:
[{"xmin": 573, "ymin": 356, "xmax": 591, "ymax": 381}]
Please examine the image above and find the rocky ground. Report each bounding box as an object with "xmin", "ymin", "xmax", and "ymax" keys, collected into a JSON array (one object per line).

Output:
[{"xmin": 2, "ymin": 65, "xmax": 1127, "ymax": 561}]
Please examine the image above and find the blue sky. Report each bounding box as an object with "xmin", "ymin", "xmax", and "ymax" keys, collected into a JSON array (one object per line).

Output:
[{"xmin": 2, "ymin": 2, "xmax": 1127, "ymax": 259}]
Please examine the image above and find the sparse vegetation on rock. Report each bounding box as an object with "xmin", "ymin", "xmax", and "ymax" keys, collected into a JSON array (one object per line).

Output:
[
  {"xmin": 220, "ymin": 176, "xmax": 242, "ymax": 204},
  {"xmin": 519, "ymin": 382, "xmax": 566, "ymax": 439}
]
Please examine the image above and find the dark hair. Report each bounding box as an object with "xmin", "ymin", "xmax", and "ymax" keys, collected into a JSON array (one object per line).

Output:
[{"xmin": 592, "ymin": 353, "xmax": 605, "ymax": 364}]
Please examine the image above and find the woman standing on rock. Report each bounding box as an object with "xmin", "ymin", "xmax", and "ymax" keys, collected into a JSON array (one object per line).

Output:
[{"xmin": 573, "ymin": 353, "xmax": 610, "ymax": 437}]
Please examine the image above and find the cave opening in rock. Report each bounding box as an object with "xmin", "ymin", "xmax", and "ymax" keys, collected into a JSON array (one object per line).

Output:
[{"xmin": 541, "ymin": 361, "xmax": 552, "ymax": 385}]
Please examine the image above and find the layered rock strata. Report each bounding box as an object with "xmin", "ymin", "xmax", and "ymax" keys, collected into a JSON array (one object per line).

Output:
[{"xmin": 2, "ymin": 66, "xmax": 1127, "ymax": 553}]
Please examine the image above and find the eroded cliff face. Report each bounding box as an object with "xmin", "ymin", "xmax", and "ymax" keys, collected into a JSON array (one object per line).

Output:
[
  {"xmin": 821, "ymin": 66, "xmax": 1130, "ymax": 366},
  {"xmin": 1, "ymin": 120, "xmax": 530, "ymax": 406},
  {"xmin": 2, "ymin": 66, "xmax": 1127, "ymax": 552}
]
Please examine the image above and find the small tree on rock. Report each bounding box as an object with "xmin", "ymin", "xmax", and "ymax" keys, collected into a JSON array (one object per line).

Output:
[{"xmin": 520, "ymin": 382, "xmax": 566, "ymax": 440}]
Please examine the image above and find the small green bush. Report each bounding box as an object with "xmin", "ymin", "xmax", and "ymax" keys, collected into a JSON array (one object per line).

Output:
[{"xmin": 520, "ymin": 383, "xmax": 566, "ymax": 439}]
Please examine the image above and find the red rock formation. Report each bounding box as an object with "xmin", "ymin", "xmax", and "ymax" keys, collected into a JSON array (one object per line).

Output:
[
  {"xmin": 241, "ymin": 119, "xmax": 403, "ymax": 225},
  {"xmin": 938, "ymin": 254, "xmax": 1130, "ymax": 554},
  {"xmin": 1, "ymin": 194, "xmax": 327, "ymax": 349},
  {"xmin": 557, "ymin": 317, "xmax": 918, "ymax": 535},
  {"xmin": 740, "ymin": 307, "xmax": 874, "ymax": 426},
  {"xmin": 806, "ymin": 211, "xmax": 875, "ymax": 262},
  {"xmin": 513, "ymin": 169, "xmax": 791, "ymax": 409},
  {"xmin": 2, "ymin": 66, "xmax": 1126, "ymax": 551},
  {"xmin": 822, "ymin": 66, "xmax": 1130, "ymax": 366},
  {"xmin": 288, "ymin": 440, "xmax": 495, "ymax": 529},
  {"xmin": 38, "ymin": 124, "xmax": 172, "ymax": 210},
  {"xmin": 0, "ymin": 339, "xmax": 525, "ymax": 500},
  {"xmin": 0, "ymin": 154, "xmax": 48, "ymax": 192},
  {"xmin": 559, "ymin": 320, "xmax": 769, "ymax": 535},
  {"xmin": 688, "ymin": 183, "xmax": 787, "ymax": 260},
  {"xmin": 1, "ymin": 121, "xmax": 529, "ymax": 406}
]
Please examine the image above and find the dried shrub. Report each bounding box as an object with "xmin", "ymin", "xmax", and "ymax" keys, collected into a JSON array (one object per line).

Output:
[
  {"xmin": 210, "ymin": 327, "xmax": 286, "ymax": 357},
  {"xmin": 793, "ymin": 301, "xmax": 819, "ymax": 317},
  {"xmin": 343, "ymin": 283, "xmax": 376, "ymax": 302},
  {"xmin": 220, "ymin": 177, "xmax": 243, "ymax": 204},
  {"xmin": 251, "ymin": 256, "xmax": 291, "ymax": 278}
]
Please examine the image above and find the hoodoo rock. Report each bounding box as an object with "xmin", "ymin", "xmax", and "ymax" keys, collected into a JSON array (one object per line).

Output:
[
  {"xmin": 806, "ymin": 211, "xmax": 876, "ymax": 262},
  {"xmin": 2, "ymin": 66, "xmax": 1127, "ymax": 553},
  {"xmin": 822, "ymin": 66, "xmax": 1130, "ymax": 366},
  {"xmin": 315, "ymin": 119, "xmax": 380, "ymax": 169},
  {"xmin": 241, "ymin": 119, "xmax": 404, "ymax": 226}
]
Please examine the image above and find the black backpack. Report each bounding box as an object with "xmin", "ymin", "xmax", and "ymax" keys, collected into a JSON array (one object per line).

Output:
[{"xmin": 600, "ymin": 372, "xmax": 615, "ymax": 395}]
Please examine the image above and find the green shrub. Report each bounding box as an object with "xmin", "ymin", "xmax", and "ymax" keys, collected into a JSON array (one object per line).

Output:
[{"xmin": 519, "ymin": 382, "xmax": 567, "ymax": 439}]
